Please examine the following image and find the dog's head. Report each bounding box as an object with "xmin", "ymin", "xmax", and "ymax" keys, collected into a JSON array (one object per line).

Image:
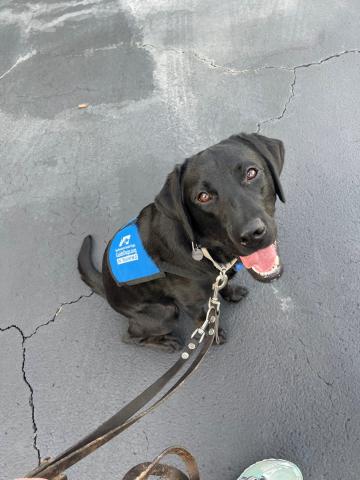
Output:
[{"xmin": 155, "ymin": 133, "xmax": 285, "ymax": 282}]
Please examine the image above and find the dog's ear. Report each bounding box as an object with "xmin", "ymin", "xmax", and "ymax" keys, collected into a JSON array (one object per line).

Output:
[
  {"xmin": 234, "ymin": 133, "xmax": 286, "ymax": 203},
  {"xmin": 154, "ymin": 162, "xmax": 196, "ymax": 243}
]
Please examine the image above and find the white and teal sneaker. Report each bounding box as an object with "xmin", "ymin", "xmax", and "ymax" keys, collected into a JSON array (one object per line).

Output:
[{"xmin": 238, "ymin": 458, "xmax": 303, "ymax": 480}]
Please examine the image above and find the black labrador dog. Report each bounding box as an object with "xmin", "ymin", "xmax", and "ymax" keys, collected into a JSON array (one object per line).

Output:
[{"xmin": 78, "ymin": 133, "xmax": 285, "ymax": 352}]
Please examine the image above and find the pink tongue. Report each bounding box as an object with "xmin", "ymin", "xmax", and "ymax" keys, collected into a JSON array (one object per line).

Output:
[{"xmin": 239, "ymin": 244, "xmax": 277, "ymax": 273}]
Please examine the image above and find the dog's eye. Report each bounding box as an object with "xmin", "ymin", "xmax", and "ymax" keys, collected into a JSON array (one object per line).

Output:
[
  {"xmin": 246, "ymin": 167, "xmax": 258, "ymax": 181},
  {"xmin": 197, "ymin": 192, "xmax": 212, "ymax": 203}
]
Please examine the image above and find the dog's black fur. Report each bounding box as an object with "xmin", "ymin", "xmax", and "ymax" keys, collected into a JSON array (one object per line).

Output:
[{"xmin": 78, "ymin": 133, "xmax": 285, "ymax": 352}]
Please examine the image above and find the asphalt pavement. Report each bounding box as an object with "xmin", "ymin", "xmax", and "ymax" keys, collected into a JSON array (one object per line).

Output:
[{"xmin": 1, "ymin": 1, "xmax": 360, "ymax": 479}]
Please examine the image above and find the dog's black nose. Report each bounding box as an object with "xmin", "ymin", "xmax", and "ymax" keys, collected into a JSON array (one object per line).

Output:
[{"xmin": 240, "ymin": 218, "xmax": 267, "ymax": 245}]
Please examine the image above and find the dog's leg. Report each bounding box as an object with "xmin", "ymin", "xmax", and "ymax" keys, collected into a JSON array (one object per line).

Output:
[
  {"xmin": 220, "ymin": 281, "xmax": 248, "ymax": 303},
  {"xmin": 123, "ymin": 302, "xmax": 183, "ymax": 353}
]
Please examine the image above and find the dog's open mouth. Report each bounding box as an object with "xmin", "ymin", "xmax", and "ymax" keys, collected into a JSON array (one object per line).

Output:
[{"xmin": 239, "ymin": 242, "xmax": 283, "ymax": 283}]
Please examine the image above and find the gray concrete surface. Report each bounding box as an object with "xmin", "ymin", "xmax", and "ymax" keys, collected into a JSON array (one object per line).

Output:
[{"xmin": 1, "ymin": 1, "xmax": 359, "ymax": 479}]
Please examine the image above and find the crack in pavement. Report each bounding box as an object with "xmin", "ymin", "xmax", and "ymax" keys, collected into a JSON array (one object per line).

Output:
[
  {"xmin": 190, "ymin": 51, "xmax": 285, "ymax": 75},
  {"xmin": 257, "ymin": 69, "xmax": 296, "ymax": 132},
  {"xmin": 137, "ymin": 44, "xmax": 360, "ymax": 134},
  {"xmin": 21, "ymin": 336, "xmax": 41, "ymax": 467},
  {"xmin": 0, "ymin": 324, "xmax": 41, "ymax": 464},
  {"xmin": 0, "ymin": 291, "xmax": 94, "ymax": 467},
  {"xmin": 1, "ymin": 44, "xmax": 358, "ymax": 126},
  {"xmin": 257, "ymin": 49, "xmax": 360, "ymax": 132},
  {"xmin": 297, "ymin": 337, "xmax": 334, "ymax": 388},
  {"xmin": 143, "ymin": 43, "xmax": 360, "ymax": 77},
  {"xmin": 141, "ymin": 42, "xmax": 289, "ymax": 75},
  {"xmin": 27, "ymin": 290, "xmax": 94, "ymax": 339}
]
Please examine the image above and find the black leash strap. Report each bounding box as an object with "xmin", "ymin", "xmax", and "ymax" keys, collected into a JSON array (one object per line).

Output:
[
  {"xmin": 24, "ymin": 261, "xmax": 230, "ymax": 480},
  {"xmin": 25, "ymin": 326, "xmax": 214, "ymax": 479}
]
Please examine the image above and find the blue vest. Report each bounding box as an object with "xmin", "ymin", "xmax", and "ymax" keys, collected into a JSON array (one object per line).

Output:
[
  {"xmin": 108, "ymin": 219, "xmax": 243, "ymax": 286},
  {"xmin": 108, "ymin": 220, "xmax": 165, "ymax": 286}
]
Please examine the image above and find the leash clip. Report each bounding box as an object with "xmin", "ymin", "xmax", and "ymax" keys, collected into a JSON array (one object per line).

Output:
[
  {"xmin": 189, "ymin": 247, "xmax": 237, "ymax": 345},
  {"xmin": 213, "ymin": 271, "xmax": 228, "ymax": 294},
  {"xmin": 190, "ymin": 270, "xmax": 228, "ymax": 345}
]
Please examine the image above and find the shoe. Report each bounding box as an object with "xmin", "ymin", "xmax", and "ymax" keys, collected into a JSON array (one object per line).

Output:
[{"xmin": 237, "ymin": 458, "xmax": 303, "ymax": 480}]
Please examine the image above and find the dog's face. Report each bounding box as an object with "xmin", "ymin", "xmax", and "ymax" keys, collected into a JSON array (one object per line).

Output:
[{"xmin": 155, "ymin": 133, "xmax": 285, "ymax": 282}]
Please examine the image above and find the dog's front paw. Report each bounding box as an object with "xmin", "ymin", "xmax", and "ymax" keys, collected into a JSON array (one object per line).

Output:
[
  {"xmin": 157, "ymin": 334, "xmax": 184, "ymax": 353},
  {"xmin": 221, "ymin": 285, "xmax": 248, "ymax": 303},
  {"xmin": 122, "ymin": 332, "xmax": 183, "ymax": 353}
]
